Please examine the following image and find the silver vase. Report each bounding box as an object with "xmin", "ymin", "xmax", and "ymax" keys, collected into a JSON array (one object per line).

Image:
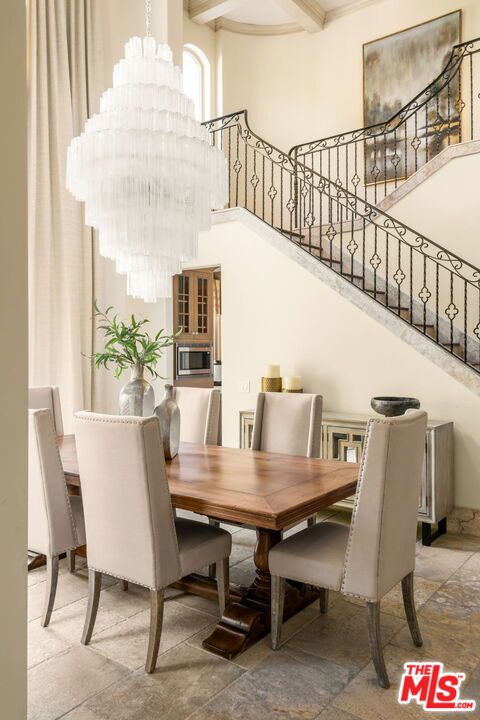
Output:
[
  {"xmin": 154, "ymin": 384, "xmax": 181, "ymax": 460},
  {"xmin": 119, "ymin": 363, "xmax": 155, "ymax": 417}
]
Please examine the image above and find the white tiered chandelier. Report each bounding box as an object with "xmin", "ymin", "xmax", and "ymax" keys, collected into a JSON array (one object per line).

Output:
[{"xmin": 66, "ymin": 2, "xmax": 227, "ymax": 302}]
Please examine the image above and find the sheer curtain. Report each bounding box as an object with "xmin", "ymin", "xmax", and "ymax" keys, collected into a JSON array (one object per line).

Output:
[{"xmin": 28, "ymin": 0, "xmax": 101, "ymax": 431}]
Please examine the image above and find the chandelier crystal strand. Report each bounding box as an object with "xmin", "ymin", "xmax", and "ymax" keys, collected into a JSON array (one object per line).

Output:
[{"xmin": 66, "ymin": 35, "xmax": 228, "ymax": 302}]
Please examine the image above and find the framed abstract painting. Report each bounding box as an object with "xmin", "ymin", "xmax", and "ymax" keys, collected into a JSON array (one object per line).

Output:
[{"xmin": 363, "ymin": 11, "xmax": 461, "ymax": 185}]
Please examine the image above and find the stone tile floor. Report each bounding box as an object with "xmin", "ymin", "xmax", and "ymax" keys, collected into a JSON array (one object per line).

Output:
[{"xmin": 28, "ymin": 511, "xmax": 480, "ymax": 720}]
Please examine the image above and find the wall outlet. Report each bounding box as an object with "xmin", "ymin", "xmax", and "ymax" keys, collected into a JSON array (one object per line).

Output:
[{"xmin": 239, "ymin": 379, "xmax": 250, "ymax": 393}]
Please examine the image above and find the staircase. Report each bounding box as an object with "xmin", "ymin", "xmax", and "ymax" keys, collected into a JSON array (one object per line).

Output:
[{"xmin": 204, "ymin": 39, "xmax": 480, "ymax": 377}]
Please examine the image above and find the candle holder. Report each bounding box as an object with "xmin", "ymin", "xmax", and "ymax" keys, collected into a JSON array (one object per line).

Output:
[{"xmin": 261, "ymin": 377, "xmax": 282, "ymax": 392}]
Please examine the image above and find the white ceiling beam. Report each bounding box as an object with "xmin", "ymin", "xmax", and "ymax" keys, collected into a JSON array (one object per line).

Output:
[
  {"xmin": 270, "ymin": 0, "xmax": 325, "ymax": 32},
  {"xmin": 189, "ymin": 0, "xmax": 241, "ymax": 25}
]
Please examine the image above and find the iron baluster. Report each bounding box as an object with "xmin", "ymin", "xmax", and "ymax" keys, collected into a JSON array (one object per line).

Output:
[
  {"xmin": 397, "ymin": 236, "xmax": 403, "ymax": 316},
  {"xmin": 385, "ymin": 230, "xmax": 389, "ymax": 311},
  {"xmin": 470, "ymin": 52, "xmax": 474, "ymax": 140},
  {"xmin": 393, "ymin": 128, "xmax": 398, "ymax": 189},
  {"xmin": 228, "ymin": 127, "xmax": 232, "ymax": 207},
  {"xmin": 414, "ymin": 110, "xmax": 419, "ymax": 171},
  {"xmin": 362, "ymin": 218, "xmax": 366, "ymax": 291},
  {"xmin": 447, "ymin": 80, "xmax": 451, "ymax": 146},
  {"xmin": 449, "ymin": 273, "xmax": 454, "ymax": 354},
  {"xmin": 436, "ymin": 265, "xmax": 439, "ymax": 342},
  {"xmin": 235, "ymin": 126, "xmax": 239, "ymax": 207},
  {"xmin": 425, "ymin": 100, "xmax": 429, "ymax": 164},
  {"xmin": 465, "ymin": 280, "xmax": 468, "ymax": 362},
  {"xmin": 280, "ymin": 164, "xmax": 283, "ymax": 232},
  {"xmin": 409, "ymin": 247, "xmax": 413, "ymax": 325},
  {"xmin": 383, "ymin": 132, "xmax": 387, "ymax": 198},
  {"xmin": 423, "ymin": 255, "xmax": 427, "ymax": 333},
  {"xmin": 244, "ymin": 138, "xmax": 247, "ymax": 211},
  {"xmin": 252, "ymin": 148, "xmax": 257, "ymax": 216},
  {"xmin": 262, "ymin": 155, "xmax": 265, "ymax": 221}
]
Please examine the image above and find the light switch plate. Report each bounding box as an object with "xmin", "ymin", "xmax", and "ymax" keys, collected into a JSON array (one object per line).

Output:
[{"xmin": 240, "ymin": 380, "xmax": 250, "ymax": 393}]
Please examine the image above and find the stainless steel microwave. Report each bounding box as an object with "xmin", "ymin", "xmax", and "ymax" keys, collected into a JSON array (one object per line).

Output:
[{"xmin": 176, "ymin": 344, "xmax": 213, "ymax": 377}]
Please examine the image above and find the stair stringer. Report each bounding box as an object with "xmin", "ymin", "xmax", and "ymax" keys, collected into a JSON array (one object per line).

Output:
[{"xmin": 212, "ymin": 206, "xmax": 480, "ymax": 397}]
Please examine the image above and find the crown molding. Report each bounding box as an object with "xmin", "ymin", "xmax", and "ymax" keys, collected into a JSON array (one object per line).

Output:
[{"xmin": 215, "ymin": 17, "xmax": 302, "ymax": 36}]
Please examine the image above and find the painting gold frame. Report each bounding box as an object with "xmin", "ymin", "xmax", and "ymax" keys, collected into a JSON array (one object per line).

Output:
[{"xmin": 362, "ymin": 10, "xmax": 462, "ymax": 186}]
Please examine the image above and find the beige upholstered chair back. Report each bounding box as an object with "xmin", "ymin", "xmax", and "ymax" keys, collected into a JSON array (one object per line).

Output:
[
  {"xmin": 28, "ymin": 409, "xmax": 77, "ymax": 557},
  {"xmin": 251, "ymin": 393, "xmax": 323, "ymax": 457},
  {"xmin": 342, "ymin": 410, "xmax": 427, "ymax": 601},
  {"xmin": 173, "ymin": 387, "xmax": 221, "ymax": 445},
  {"xmin": 29, "ymin": 386, "xmax": 64, "ymax": 436},
  {"xmin": 74, "ymin": 413, "xmax": 181, "ymax": 589}
]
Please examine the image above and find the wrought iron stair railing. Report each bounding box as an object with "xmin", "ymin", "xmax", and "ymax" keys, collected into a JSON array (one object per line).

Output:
[
  {"xmin": 289, "ymin": 38, "xmax": 480, "ymax": 207},
  {"xmin": 204, "ymin": 110, "xmax": 480, "ymax": 374}
]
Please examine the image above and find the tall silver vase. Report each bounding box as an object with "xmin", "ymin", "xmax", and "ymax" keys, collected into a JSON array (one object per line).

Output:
[
  {"xmin": 154, "ymin": 384, "xmax": 181, "ymax": 460},
  {"xmin": 119, "ymin": 363, "xmax": 155, "ymax": 417}
]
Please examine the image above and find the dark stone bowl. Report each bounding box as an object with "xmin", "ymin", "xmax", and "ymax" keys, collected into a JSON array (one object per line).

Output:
[{"xmin": 370, "ymin": 396, "xmax": 420, "ymax": 417}]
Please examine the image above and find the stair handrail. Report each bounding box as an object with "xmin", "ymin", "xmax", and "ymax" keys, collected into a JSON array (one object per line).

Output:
[
  {"xmin": 205, "ymin": 109, "xmax": 480, "ymax": 289},
  {"xmin": 288, "ymin": 37, "xmax": 480, "ymax": 157}
]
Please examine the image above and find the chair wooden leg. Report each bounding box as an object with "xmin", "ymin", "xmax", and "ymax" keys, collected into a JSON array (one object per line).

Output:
[
  {"xmin": 366, "ymin": 601, "xmax": 390, "ymax": 689},
  {"xmin": 67, "ymin": 549, "xmax": 76, "ymax": 574},
  {"xmin": 41, "ymin": 555, "xmax": 59, "ymax": 627},
  {"xmin": 81, "ymin": 569, "xmax": 102, "ymax": 645},
  {"xmin": 121, "ymin": 580, "xmax": 129, "ymax": 591},
  {"xmin": 145, "ymin": 589, "xmax": 164, "ymax": 674},
  {"xmin": 271, "ymin": 574, "xmax": 286, "ymax": 650},
  {"xmin": 216, "ymin": 557, "xmax": 230, "ymax": 616},
  {"xmin": 208, "ymin": 518, "xmax": 220, "ymax": 578},
  {"xmin": 402, "ymin": 572, "xmax": 423, "ymax": 647},
  {"xmin": 319, "ymin": 588, "xmax": 329, "ymax": 614},
  {"xmin": 307, "ymin": 515, "xmax": 316, "ymax": 527}
]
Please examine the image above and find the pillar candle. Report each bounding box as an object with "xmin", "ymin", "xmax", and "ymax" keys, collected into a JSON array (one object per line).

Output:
[
  {"xmin": 283, "ymin": 376, "xmax": 302, "ymax": 391},
  {"xmin": 265, "ymin": 364, "xmax": 280, "ymax": 378}
]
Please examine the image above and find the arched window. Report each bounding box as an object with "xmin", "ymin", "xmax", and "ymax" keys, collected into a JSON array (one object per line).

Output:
[{"xmin": 183, "ymin": 44, "xmax": 211, "ymax": 122}]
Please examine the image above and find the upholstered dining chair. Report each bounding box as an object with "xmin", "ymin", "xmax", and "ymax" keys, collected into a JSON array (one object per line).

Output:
[
  {"xmin": 252, "ymin": 392, "xmax": 323, "ymax": 527},
  {"xmin": 269, "ymin": 409, "xmax": 428, "ymax": 689},
  {"xmin": 29, "ymin": 385, "xmax": 64, "ymax": 436},
  {"xmin": 74, "ymin": 412, "xmax": 232, "ymax": 673},
  {"xmin": 28, "ymin": 409, "xmax": 86, "ymax": 627},
  {"xmin": 173, "ymin": 386, "xmax": 221, "ymax": 446}
]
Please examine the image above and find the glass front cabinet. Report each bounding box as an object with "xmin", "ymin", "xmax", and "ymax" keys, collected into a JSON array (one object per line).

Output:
[
  {"xmin": 173, "ymin": 270, "xmax": 213, "ymax": 343},
  {"xmin": 240, "ymin": 409, "xmax": 453, "ymax": 546}
]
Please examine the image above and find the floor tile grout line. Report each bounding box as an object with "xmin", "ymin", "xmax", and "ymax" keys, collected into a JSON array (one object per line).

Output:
[
  {"xmin": 85, "ymin": 604, "xmax": 221, "ymax": 673},
  {"xmin": 182, "ymin": 654, "xmax": 250, "ymax": 720},
  {"xmin": 54, "ymin": 665, "xmax": 137, "ymax": 720}
]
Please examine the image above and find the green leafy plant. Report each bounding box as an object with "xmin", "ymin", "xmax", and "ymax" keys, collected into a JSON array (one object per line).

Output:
[{"xmin": 93, "ymin": 301, "xmax": 180, "ymax": 379}]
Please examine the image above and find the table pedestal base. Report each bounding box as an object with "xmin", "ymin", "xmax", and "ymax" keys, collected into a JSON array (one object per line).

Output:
[{"xmin": 202, "ymin": 526, "xmax": 320, "ymax": 660}]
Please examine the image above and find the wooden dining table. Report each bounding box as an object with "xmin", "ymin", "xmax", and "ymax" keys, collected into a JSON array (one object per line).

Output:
[{"xmin": 59, "ymin": 435, "xmax": 358, "ymax": 660}]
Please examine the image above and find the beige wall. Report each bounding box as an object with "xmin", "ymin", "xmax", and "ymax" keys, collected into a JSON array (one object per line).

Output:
[
  {"xmin": 197, "ymin": 218, "xmax": 480, "ymax": 511},
  {"xmin": 0, "ymin": 0, "xmax": 27, "ymax": 716},
  {"xmin": 218, "ymin": 0, "xmax": 480, "ymax": 150}
]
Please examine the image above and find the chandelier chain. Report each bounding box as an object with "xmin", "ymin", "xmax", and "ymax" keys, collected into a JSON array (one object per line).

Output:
[{"xmin": 145, "ymin": 0, "xmax": 151, "ymax": 36}]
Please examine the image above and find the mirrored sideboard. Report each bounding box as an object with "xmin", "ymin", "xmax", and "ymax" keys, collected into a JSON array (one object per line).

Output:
[{"xmin": 239, "ymin": 410, "xmax": 454, "ymax": 546}]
